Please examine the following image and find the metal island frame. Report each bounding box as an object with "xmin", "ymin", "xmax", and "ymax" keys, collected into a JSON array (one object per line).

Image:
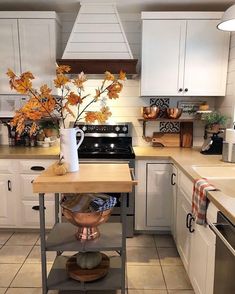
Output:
[{"xmin": 32, "ymin": 163, "xmax": 136, "ymax": 294}]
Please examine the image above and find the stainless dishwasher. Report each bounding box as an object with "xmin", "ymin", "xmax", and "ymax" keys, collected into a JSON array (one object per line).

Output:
[{"xmin": 209, "ymin": 211, "xmax": 235, "ymax": 294}]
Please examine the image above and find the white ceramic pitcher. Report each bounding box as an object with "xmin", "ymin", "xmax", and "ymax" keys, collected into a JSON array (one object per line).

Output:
[{"xmin": 60, "ymin": 127, "xmax": 84, "ymax": 172}]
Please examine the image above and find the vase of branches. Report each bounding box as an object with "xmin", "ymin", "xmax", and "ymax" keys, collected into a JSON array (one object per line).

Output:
[{"xmin": 7, "ymin": 65, "xmax": 126, "ymax": 172}]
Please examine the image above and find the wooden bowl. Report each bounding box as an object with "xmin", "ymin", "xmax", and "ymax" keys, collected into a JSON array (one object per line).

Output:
[
  {"xmin": 165, "ymin": 108, "xmax": 183, "ymax": 119},
  {"xmin": 141, "ymin": 106, "xmax": 160, "ymax": 119}
]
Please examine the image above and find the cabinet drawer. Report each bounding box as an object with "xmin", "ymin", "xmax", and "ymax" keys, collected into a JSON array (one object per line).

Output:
[
  {"xmin": 178, "ymin": 171, "xmax": 194, "ymax": 202},
  {"xmin": 20, "ymin": 174, "xmax": 54, "ymax": 200},
  {"xmin": 0, "ymin": 160, "xmax": 13, "ymax": 173},
  {"xmin": 20, "ymin": 200, "xmax": 54, "ymax": 228},
  {"xmin": 19, "ymin": 160, "xmax": 54, "ymax": 174}
]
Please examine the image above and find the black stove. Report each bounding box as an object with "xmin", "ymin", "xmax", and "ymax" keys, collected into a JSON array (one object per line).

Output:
[{"xmin": 75, "ymin": 123, "xmax": 135, "ymax": 159}]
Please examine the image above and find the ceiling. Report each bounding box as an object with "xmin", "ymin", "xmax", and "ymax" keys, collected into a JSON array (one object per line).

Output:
[{"xmin": 0, "ymin": 0, "xmax": 233, "ymax": 12}]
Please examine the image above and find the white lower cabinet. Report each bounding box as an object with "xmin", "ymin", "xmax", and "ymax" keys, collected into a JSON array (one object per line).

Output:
[
  {"xmin": 20, "ymin": 200, "xmax": 55, "ymax": 228},
  {"xmin": 0, "ymin": 174, "xmax": 16, "ymax": 227},
  {"xmin": 0, "ymin": 159, "xmax": 55, "ymax": 229},
  {"xmin": 176, "ymin": 170, "xmax": 216, "ymax": 294},
  {"xmin": 176, "ymin": 187, "xmax": 192, "ymax": 270},
  {"xmin": 189, "ymin": 221, "xmax": 215, "ymax": 294},
  {"xmin": 135, "ymin": 160, "xmax": 176, "ymax": 231}
]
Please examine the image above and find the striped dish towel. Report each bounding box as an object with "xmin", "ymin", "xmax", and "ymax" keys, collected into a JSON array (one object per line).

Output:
[{"xmin": 192, "ymin": 178, "xmax": 216, "ymax": 225}]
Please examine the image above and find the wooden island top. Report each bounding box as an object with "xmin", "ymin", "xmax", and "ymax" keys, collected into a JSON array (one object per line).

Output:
[{"xmin": 33, "ymin": 163, "xmax": 136, "ymax": 194}]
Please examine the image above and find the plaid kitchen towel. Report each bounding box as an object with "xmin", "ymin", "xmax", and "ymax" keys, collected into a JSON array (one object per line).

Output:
[{"xmin": 192, "ymin": 178, "xmax": 216, "ymax": 225}]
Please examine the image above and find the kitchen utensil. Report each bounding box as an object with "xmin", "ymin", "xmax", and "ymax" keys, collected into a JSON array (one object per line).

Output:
[
  {"xmin": 141, "ymin": 106, "xmax": 160, "ymax": 119},
  {"xmin": 165, "ymin": 108, "xmax": 183, "ymax": 119},
  {"xmin": 180, "ymin": 122, "xmax": 193, "ymax": 148},
  {"xmin": 152, "ymin": 132, "xmax": 180, "ymax": 147}
]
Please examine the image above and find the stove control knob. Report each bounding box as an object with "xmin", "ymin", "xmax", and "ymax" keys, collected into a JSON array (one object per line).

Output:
[
  {"xmin": 115, "ymin": 126, "xmax": 120, "ymax": 132},
  {"xmin": 82, "ymin": 126, "xmax": 87, "ymax": 132},
  {"xmin": 122, "ymin": 126, "xmax": 128, "ymax": 132}
]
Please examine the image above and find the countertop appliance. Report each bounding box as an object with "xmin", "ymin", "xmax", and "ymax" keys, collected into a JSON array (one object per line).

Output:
[
  {"xmin": 201, "ymin": 132, "xmax": 223, "ymax": 155},
  {"xmin": 209, "ymin": 211, "xmax": 235, "ymax": 294},
  {"xmin": 73, "ymin": 122, "xmax": 135, "ymax": 237}
]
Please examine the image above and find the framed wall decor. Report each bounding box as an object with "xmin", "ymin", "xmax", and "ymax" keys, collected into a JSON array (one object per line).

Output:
[{"xmin": 177, "ymin": 101, "xmax": 205, "ymax": 119}]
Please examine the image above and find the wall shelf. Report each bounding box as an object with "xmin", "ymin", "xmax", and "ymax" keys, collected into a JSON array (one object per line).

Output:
[{"xmin": 138, "ymin": 118, "xmax": 194, "ymax": 147}]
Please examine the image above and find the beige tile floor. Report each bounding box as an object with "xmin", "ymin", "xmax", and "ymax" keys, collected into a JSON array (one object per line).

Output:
[{"xmin": 0, "ymin": 231, "xmax": 194, "ymax": 294}]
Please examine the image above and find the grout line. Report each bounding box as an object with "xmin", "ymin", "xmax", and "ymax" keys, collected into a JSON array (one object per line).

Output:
[
  {"xmin": 7, "ymin": 232, "xmax": 37, "ymax": 289},
  {"xmin": 0, "ymin": 232, "xmax": 15, "ymax": 247}
]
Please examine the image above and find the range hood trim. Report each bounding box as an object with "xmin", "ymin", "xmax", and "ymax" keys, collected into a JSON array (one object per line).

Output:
[{"xmin": 56, "ymin": 59, "xmax": 138, "ymax": 74}]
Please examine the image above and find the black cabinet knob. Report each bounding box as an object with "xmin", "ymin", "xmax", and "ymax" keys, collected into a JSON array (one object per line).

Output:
[
  {"xmin": 179, "ymin": 88, "xmax": 183, "ymax": 92},
  {"xmin": 184, "ymin": 88, "xmax": 188, "ymax": 92}
]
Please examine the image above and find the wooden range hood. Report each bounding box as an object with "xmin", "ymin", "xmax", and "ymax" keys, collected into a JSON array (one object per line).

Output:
[{"xmin": 56, "ymin": 59, "xmax": 138, "ymax": 74}]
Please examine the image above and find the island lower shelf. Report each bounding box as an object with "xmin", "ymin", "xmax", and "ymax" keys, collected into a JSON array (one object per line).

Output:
[
  {"xmin": 46, "ymin": 222, "xmax": 122, "ymax": 252},
  {"xmin": 47, "ymin": 255, "xmax": 122, "ymax": 291}
]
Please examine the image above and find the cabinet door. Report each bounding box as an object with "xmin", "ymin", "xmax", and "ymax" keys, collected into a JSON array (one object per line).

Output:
[
  {"xmin": 183, "ymin": 19, "xmax": 230, "ymax": 96},
  {"xmin": 141, "ymin": 20, "xmax": 186, "ymax": 96},
  {"xmin": 0, "ymin": 174, "xmax": 16, "ymax": 227},
  {"xmin": 146, "ymin": 163, "xmax": 172, "ymax": 228},
  {"xmin": 18, "ymin": 19, "xmax": 56, "ymax": 90},
  {"xmin": 0, "ymin": 19, "xmax": 20, "ymax": 94},
  {"xmin": 189, "ymin": 222, "xmax": 216, "ymax": 294},
  {"xmin": 176, "ymin": 188, "xmax": 191, "ymax": 270}
]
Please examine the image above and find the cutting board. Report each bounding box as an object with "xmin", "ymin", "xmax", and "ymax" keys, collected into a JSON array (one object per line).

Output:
[{"xmin": 152, "ymin": 132, "xmax": 180, "ymax": 147}]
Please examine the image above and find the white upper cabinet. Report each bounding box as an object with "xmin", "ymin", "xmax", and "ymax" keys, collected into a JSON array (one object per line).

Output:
[
  {"xmin": 184, "ymin": 20, "xmax": 230, "ymax": 96},
  {"xmin": 0, "ymin": 12, "xmax": 61, "ymax": 95},
  {"xmin": 141, "ymin": 20, "xmax": 185, "ymax": 96},
  {"xmin": 141, "ymin": 12, "xmax": 230, "ymax": 96},
  {"xmin": 0, "ymin": 19, "xmax": 21, "ymax": 94},
  {"xmin": 19, "ymin": 19, "xmax": 58, "ymax": 90}
]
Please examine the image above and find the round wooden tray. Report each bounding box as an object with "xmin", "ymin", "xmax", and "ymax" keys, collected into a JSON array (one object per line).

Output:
[{"xmin": 66, "ymin": 253, "xmax": 110, "ymax": 282}]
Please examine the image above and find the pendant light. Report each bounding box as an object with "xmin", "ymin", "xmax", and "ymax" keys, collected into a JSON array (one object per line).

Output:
[{"xmin": 218, "ymin": 4, "xmax": 235, "ymax": 31}]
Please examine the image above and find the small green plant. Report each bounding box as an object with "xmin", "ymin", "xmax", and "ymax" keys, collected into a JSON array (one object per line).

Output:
[{"xmin": 204, "ymin": 111, "xmax": 227, "ymax": 127}]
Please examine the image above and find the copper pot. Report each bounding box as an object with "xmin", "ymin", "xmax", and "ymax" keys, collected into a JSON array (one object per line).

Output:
[
  {"xmin": 62, "ymin": 207, "xmax": 112, "ymax": 241},
  {"xmin": 141, "ymin": 106, "xmax": 160, "ymax": 119},
  {"xmin": 165, "ymin": 108, "xmax": 183, "ymax": 119}
]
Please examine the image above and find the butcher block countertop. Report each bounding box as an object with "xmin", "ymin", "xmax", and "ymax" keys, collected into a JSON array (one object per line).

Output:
[
  {"xmin": 0, "ymin": 145, "xmax": 59, "ymax": 159},
  {"xmin": 33, "ymin": 163, "xmax": 136, "ymax": 194},
  {"xmin": 134, "ymin": 146, "xmax": 235, "ymax": 224}
]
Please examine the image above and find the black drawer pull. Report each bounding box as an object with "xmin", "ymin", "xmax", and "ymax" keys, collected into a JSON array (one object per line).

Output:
[
  {"xmin": 32, "ymin": 205, "xmax": 46, "ymax": 211},
  {"xmin": 8, "ymin": 180, "xmax": 12, "ymax": 191},
  {"xmin": 30, "ymin": 166, "xmax": 45, "ymax": 171}
]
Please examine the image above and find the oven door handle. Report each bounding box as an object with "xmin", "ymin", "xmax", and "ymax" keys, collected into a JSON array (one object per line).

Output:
[
  {"xmin": 209, "ymin": 222, "xmax": 235, "ymax": 257},
  {"xmin": 130, "ymin": 168, "xmax": 138, "ymax": 185}
]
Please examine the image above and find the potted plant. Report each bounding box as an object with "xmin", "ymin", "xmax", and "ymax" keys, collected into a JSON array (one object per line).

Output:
[
  {"xmin": 39, "ymin": 120, "xmax": 59, "ymax": 138},
  {"xmin": 204, "ymin": 111, "xmax": 227, "ymax": 133},
  {"xmin": 6, "ymin": 66, "xmax": 126, "ymax": 172}
]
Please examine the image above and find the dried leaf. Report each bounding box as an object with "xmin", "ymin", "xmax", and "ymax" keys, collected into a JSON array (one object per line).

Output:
[
  {"xmin": 6, "ymin": 68, "xmax": 16, "ymax": 79},
  {"xmin": 107, "ymin": 82, "xmax": 123, "ymax": 99},
  {"xmin": 67, "ymin": 92, "xmax": 82, "ymax": 105},
  {"xmin": 104, "ymin": 71, "xmax": 115, "ymax": 81},
  {"xmin": 56, "ymin": 65, "xmax": 71, "ymax": 74},
  {"xmin": 119, "ymin": 70, "xmax": 126, "ymax": 81},
  {"xmin": 54, "ymin": 74, "xmax": 69, "ymax": 88}
]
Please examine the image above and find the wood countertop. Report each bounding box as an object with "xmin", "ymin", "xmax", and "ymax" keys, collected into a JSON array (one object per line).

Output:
[
  {"xmin": 33, "ymin": 163, "xmax": 136, "ymax": 193},
  {"xmin": 134, "ymin": 146, "xmax": 235, "ymax": 224},
  {"xmin": 0, "ymin": 145, "xmax": 59, "ymax": 159}
]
